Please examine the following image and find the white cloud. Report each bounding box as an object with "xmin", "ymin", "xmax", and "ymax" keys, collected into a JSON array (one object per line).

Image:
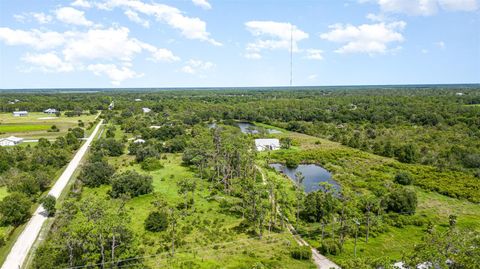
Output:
[
  {"xmin": 0, "ymin": 26, "xmax": 179, "ymax": 84},
  {"xmin": 13, "ymin": 12, "xmax": 53, "ymax": 24},
  {"xmin": 124, "ymin": 9, "xmax": 150, "ymax": 28},
  {"xmin": 244, "ymin": 21, "xmax": 309, "ymax": 58},
  {"xmin": 421, "ymin": 48, "xmax": 429, "ymax": 54},
  {"xmin": 435, "ymin": 41, "xmax": 446, "ymax": 49},
  {"xmin": 305, "ymin": 49, "xmax": 324, "ymax": 60},
  {"xmin": 72, "ymin": 0, "xmax": 92, "ymax": 8},
  {"xmin": 244, "ymin": 52, "xmax": 262, "ymax": 59},
  {"xmin": 141, "ymin": 44, "xmax": 180, "ymax": 62},
  {"xmin": 438, "ymin": 0, "xmax": 478, "ymax": 11},
  {"xmin": 192, "ymin": 0, "xmax": 212, "ymax": 10},
  {"xmin": 87, "ymin": 64, "xmax": 142, "ymax": 85},
  {"xmin": 365, "ymin": 0, "xmax": 478, "ymax": 16},
  {"xmin": 320, "ymin": 21, "xmax": 406, "ymax": 55},
  {"xmin": 98, "ymin": 0, "xmax": 221, "ymax": 45},
  {"xmin": 308, "ymin": 74, "xmax": 318, "ymax": 80},
  {"xmin": 181, "ymin": 59, "xmax": 215, "ymax": 74},
  {"xmin": 0, "ymin": 28, "xmax": 65, "ymax": 50},
  {"xmin": 21, "ymin": 52, "xmax": 74, "ymax": 72},
  {"xmin": 55, "ymin": 7, "xmax": 93, "ymax": 26}
]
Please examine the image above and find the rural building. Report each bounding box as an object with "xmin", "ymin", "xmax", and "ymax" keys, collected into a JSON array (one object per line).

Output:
[
  {"xmin": 255, "ymin": 138, "xmax": 280, "ymax": 151},
  {"xmin": 142, "ymin": 107, "xmax": 152, "ymax": 113},
  {"xmin": 12, "ymin": 111, "xmax": 28, "ymax": 117},
  {"xmin": 135, "ymin": 98, "xmax": 142, "ymax": 101},
  {"xmin": 0, "ymin": 136, "xmax": 24, "ymax": 146},
  {"xmin": 44, "ymin": 108, "xmax": 58, "ymax": 114},
  {"xmin": 133, "ymin": 138, "xmax": 146, "ymax": 144}
]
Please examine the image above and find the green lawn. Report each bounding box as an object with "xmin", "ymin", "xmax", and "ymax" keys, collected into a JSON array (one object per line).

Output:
[
  {"xmin": 0, "ymin": 112, "xmax": 98, "ymax": 139},
  {"xmin": 0, "ymin": 124, "xmax": 50, "ymax": 133}
]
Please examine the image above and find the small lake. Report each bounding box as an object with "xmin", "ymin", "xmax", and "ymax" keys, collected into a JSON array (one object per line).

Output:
[
  {"xmin": 269, "ymin": 163, "xmax": 340, "ymax": 193},
  {"xmin": 237, "ymin": 122, "xmax": 282, "ymax": 134}
]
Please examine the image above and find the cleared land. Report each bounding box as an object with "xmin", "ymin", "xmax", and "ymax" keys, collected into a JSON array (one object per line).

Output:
[{"xmin": 0, "ymin": 112, "xmax": 97, "ymax": 139}]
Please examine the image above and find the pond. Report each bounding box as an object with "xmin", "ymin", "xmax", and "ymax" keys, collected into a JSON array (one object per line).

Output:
[
  {"xmin": 269, "ymin": 163, "xmax": 340, "ymax": 193},
  {"xmin": 237, "ymin": 122, "xmax": 282, "ymax": 134}
]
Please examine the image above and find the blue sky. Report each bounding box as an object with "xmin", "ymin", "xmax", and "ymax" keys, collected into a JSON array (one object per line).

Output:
[{"xmin": 0, "ymin": 0, "xmax": 479, "ymax": 88}]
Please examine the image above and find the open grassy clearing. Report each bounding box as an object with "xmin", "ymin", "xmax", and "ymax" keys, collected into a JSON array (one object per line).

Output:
[
  {"xmin": 0, "ymin": 112, "xmax": 98, "ymax": 139},
  {"xmin": 79, "ymin": 153, "xmax": 316, "ymax": 268}
]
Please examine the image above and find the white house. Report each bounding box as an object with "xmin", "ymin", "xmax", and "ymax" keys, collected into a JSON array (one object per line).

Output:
[
  {"xmin": 456, "ymin": 92, "xmax": 464, "ymax": 96},
  {"xmin": 135, "ymin": 98, "xmax": 142, "ymax": 102},
  {"xmin": 0, "ymin": 136, "xmax": 24, "ymax": 146},
  {"xmin": 142, "ymin": 107, "xmax": 151, "ymax": 113},
  {"xmin": 12, "ymin": 111, "xmax": 28, "ymax": 117},
  {"xmin": 44, "ymin": 108, "xmax": 58, "ymax": 114},
  {"xmin": 133, "ymin": 138, "xmax": 146, "ymax": 144},
  {"xmin": 255, "ymin": 139, "xmax": 280, "ymax": 151}
]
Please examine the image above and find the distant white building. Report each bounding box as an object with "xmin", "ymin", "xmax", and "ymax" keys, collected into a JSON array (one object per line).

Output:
[
  {"xmin": 0, "ymin": 136, "xmax": 24, "ymax": 146},
  {"xmin": 133, "ymin": 138, "xmax": 146, "ymax": 144},
  {"xmin": 12, "ymin": 111, "xmax": 28, "ymax": 117},
  {"xmin": 150, "ymin": 125, "xmax": 161, "ymax": 129},
  {"xmin": 44, "ymin": 108, "xmax": 58, "ymax": 114},
  {"xmin": 135, "ymin": 98, "xmax": 142, "ymax": 102},
  {"xmin": 142, "ymin": 107, "xmax": 151, "ymax": 113},
  {"xmin": 456, "ymin": 92, "xmax": 464, "ymax": 96},
  {"xmin": 255, "ymin": 138, "xmax": 280, "ymax": 151}
]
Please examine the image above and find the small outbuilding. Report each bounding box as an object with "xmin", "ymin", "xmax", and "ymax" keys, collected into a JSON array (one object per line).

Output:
[
  {"xmin": 142, "ymin": 107, "xmax": 152, "ymax": 113},
  {"xmin": 255, "ymin": 138, "xmax": 280, "ymax": 151},
  {"xmin": 0, "ymin": 136, "xmax": 24, "ymax": 146},
  {"xmin": 133, "ymin": 138, "xmax": 146, "ymax": 144},
  {"xmin": 44, "ymin": 108, "xmax": 58, "ymax": 114},
  {"xmin": 12, "ymin": 111, "xmax": 28, "ymax": 117}
]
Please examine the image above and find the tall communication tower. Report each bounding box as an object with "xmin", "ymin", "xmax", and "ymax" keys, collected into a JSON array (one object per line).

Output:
[{"xmin": 290, "ymin": 24, "xmax": 293, "ymax": 86}]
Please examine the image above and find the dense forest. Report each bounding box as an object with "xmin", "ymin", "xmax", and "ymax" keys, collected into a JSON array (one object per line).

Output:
[{"xmin": 0, "ymin": 86, "xmax": 479, "ymax": 268}]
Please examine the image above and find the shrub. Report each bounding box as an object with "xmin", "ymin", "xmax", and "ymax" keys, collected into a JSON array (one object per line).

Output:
[
  {"xmin": 290, "ymin": 246, "xmax": 311, "ymax": 260},
  {"xmin": 144, "ymin": 211, "xmax": 168, "ymax": 232},
  {"xmin": 0, "ymin": 192, "xmax": 33, "ymax": 226},
  {"xmin": 109, "ymin": 170, "xmax": 153, "ymax": 198},
  {"xmin": 79, "ymin": 160, "xmax": 115, "ymax": 187},
  {"xmin": 395, "ymin": 172, "xmax": 413, "ymax": 185},
  {"xmin": 318, "ymin": 239, "xmax": 341, "ymax": 255},
  {"xmin": 71, "ymin": 127, "xmax": 85, "ymax": 138},
  {"xmin": 384, "ymin": 187, "xmax": 417, "ymax": 215},
  {"xmin": 141, "ymin": 158, "xmax": 163, "ymax": 171},
  {"xmin": 285, "ymin": 158, "xmax": 299, "ymax": 168},
  {"xmin": 41, "ymin": 195, "xmax": 56, "ymax": 217},
  {"xmin": 93, "ymin": 138, "xmax": 124, "ymax": 156}
]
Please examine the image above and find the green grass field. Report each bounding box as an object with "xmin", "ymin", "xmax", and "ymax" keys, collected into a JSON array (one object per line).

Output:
[
  {"xmin": 0, "ymin": 124, "xmax": 50, "ymax": 133},
  {"xmin": 0, "ymin": 112, "xmax": 98, "ymax": 139},
  {"xmin": 80, "ymin": 153, "xmax": 316, "ymax": 268}
]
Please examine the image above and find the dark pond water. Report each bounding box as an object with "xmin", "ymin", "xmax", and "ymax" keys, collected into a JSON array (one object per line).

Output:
[
  {"xmin": 269, "ymin": 163, "xmax": 340, "ymax": 193},
  {"xmin": 237, "ymin": 122, "xmax": 282, "ymax": 134}
]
